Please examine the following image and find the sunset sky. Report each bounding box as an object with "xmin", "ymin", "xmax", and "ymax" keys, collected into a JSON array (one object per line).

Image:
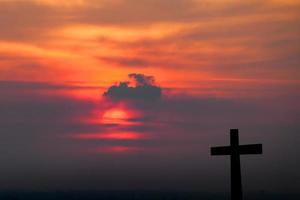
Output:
[{"xmin": 0, "ymin": 0, "xmax": 300, "ymax": 194}]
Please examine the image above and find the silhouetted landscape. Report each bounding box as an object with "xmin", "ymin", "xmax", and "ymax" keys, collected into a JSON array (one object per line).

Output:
[{"xmin": 0, "ymin": 190, "xmax": 299, "ymax": 200}]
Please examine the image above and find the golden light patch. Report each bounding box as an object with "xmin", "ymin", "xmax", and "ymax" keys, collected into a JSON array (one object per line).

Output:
[
  {"xmin": 32, "ymin": 0, "xmax": 87, "ymax": 7},
  {"xmin": 56, "ymin": 23, "xmax": 193, "ymax": 42},
  {"xmin": 0, "ymin": 41, "xmax": 76, "ymax": 59}
]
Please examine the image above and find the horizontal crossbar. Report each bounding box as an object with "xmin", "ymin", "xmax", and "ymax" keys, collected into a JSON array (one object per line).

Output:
[{"xmin": 211, "ymin": 144, "xmax": 262, "ymax": 155}]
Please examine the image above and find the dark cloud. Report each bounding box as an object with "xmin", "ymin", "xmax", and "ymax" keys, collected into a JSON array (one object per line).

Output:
[
  {"xmin": 0, "ymin": 80, "xmax": 98, "ymax": 91},
  {"xmin": 103, "ymin": 73, "xmax": 162, "ymax": 101}
]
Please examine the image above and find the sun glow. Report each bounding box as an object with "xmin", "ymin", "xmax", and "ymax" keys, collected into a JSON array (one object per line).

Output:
[
  {"xmin": 101, "ymin": 108, "xmax": 133, "ymax": 125},
  {"xmin": 73, "ymin": 132, "xmax": 143, "ymax": 140},
  {"xmin": 103, "ymin": 109, "xmax": 128, "ymax": 120}
]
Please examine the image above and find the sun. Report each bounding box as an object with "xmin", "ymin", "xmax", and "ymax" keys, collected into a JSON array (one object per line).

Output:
[
  {"xmin": 103, "ymin": 109, "xmax": 128, "ymax": 120},
  {"xmin": 102, "ymin": 108, "xmax": 130, "ymax": 124}
]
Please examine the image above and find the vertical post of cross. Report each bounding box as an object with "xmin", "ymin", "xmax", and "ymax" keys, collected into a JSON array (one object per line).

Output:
[
  {"xmin": 230, "ymin": 129, "xmax": 242, "ymax": 200},
  {"xmin": 211, "ymin": 129, "xmax": 262, "ymax": 200}
]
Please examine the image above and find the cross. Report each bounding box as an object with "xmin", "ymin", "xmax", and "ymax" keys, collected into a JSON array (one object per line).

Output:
[{"xmin": 211, "ymin": 129, "xmax": 262, "ymax": 200}]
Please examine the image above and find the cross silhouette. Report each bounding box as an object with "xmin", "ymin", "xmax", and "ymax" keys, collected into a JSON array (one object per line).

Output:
[{"xmin": 211, "ymin": 129, "xmax": 262, "ymax": 200}]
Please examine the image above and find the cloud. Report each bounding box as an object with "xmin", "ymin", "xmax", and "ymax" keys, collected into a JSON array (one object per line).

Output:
[
  {"xmin": 0, "ymin": 1, "xmax": 63, "ymax": 41},
  {"xmin": 99, "ymin": 56, "xmax": 149, "ymax": 67},
  {"xmin": 103, "ymin": 73, "xmax": 162, "ymax": 101},
  {"xmin": 1, "ymin": 0, "xmax": 299, "ymax": 83},
  {"xmin": 0, "ymin": 80, "xmax": 96, "ymax": 91}
]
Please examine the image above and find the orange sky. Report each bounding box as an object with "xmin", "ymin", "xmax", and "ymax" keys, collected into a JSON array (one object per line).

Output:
[{"xmin": 0, "ymin": 0, "xmax": 299, "ymax": 99}]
